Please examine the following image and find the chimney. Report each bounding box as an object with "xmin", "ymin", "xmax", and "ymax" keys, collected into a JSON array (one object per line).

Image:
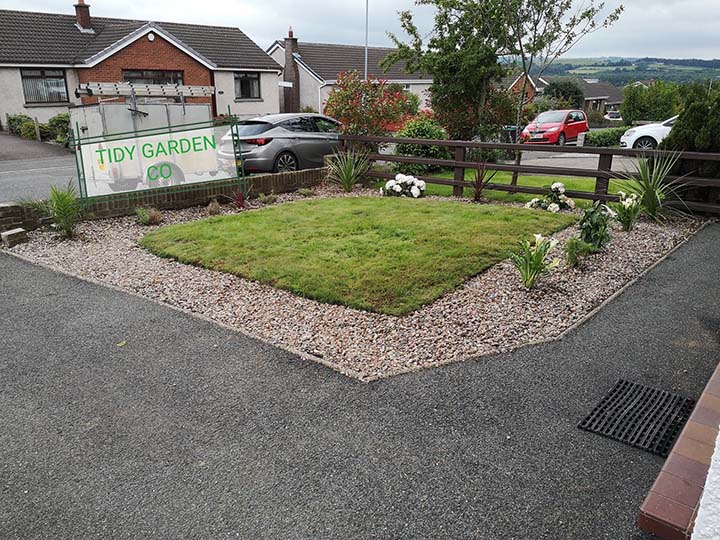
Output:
[
  {"xmin": 283, "ymin": 26, "xmax": 300, "ymax": 113},
  {"xmin": 74, "ymin": 0, "xmax": 92, "ymax": 30}
]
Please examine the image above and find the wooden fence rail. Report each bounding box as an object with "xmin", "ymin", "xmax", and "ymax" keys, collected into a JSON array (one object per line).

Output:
[{"xmin": 340, "ymin": 135, "xmax": 720, "ymax": 213}]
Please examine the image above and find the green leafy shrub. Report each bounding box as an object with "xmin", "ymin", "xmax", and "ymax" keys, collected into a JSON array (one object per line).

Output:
[
  {"xmin": 510, "ymin": 234, "xmax": 560, "ymax": 289},
  {"xmin": 583, "ymin": 127, "xmax": 629, "ymax": 148},
  {"xmin": 579, "ymin": 201, "xmax": 613, "ymax": 249},
  {"xmin": 26, "ymin": 182, "xmax": 83, "ymax": 238},
  {"xmin": 48, "ymin": 113, "xmax": 70, "ymax": 145},
  {"xmin": 258, "ymin": 192, "xmax": 278, "ymax": 205},
  {"xmin": 393, "ymin": 115, "xmax": 451, "ymax": 176},
  {"xmin": 327, "ymin": 150, "xmax": 371, "ymax": 192},
  {"xmin": 7, "ymin": 113, "xmax": 31, "ymax": 135},
  {"xmin": 544, "ymin": 80, "xmax": 585, "ymax": 109},
  {"xmin": 206, "ymin": 199, "xmax": 222, "ymax": 215},
  {"xmin": 135, "ymin": 207, "xmax": 163, "ymax": 226},
  {"xmin": 619, "ymin": 153, "xmax": 685, "ymax": 221},
  {"xmin": 19, "ymin": 120, "xmax": 52, "ymax": 141},
  {"xmin": 564, "ymin": 238, "xmax": 596, "ymax": 268},
  {"xmin": 621, "ymin": 81, "xmax": 681, "ymax": 125},
  {"xmin": 297, "ymin": 188, "xmax": 315, "ymax": 197},
  {"xmin": 610, "ymin": 191, "xmax": 641, "ymax": 232}
]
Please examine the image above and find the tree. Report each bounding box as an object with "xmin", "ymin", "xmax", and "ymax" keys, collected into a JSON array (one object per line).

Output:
[
  {"xmin": 324, "ymin": 71, "xmax": 407, "ymax": 136},
  {"xmin": 503, "ymin": 0, "xmax": 623, "ymax": 183},
  {"xmin": 383, "ymin": 0, "xmax": 509, "ymax": 141},
  {"xmin": 544, "ymin": 79, "xmax": 584, "ymax": 109},
  {"xmin": 621, "ymin": 81, "xmax": 681, "ymax": 125}
]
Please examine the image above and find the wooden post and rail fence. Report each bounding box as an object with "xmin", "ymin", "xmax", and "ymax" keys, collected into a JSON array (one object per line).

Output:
[{"xmin": 340, "ymin": 134, "xmax": 720, "ymax": 215}]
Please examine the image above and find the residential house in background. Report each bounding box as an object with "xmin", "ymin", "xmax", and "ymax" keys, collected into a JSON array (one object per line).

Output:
[
  {"xmin": 0, "ymin": 2, "xmax": 281, "ymax": 127},
  {"xmin": 496, "ymin": 73, "xmax": 550, "ymax": 104},
  {"xmin": 267, "ymin": 29, "xmax": 432, "ymax": 113}
]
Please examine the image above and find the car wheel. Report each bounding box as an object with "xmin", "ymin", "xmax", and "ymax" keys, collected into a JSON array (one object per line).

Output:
[
  {"xmin": 557, "ymin": 133, "xmax": 566, "ymax": 146},
  {"xmin": 633, "ymin": 137, "xmax": 657, "ymax": 150},
  {"xmin": 274, "ymin": 152, "xmax": 298, "ymax": 173}
]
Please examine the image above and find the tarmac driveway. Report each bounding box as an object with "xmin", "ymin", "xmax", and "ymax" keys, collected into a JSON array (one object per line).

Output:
[
  {"xmin": 0, "ymin": 132, "xmax": 75, "ymax": 202},
  {"xmin": 1, "ymin": 225, "xmax": 720, "ymax": 540}
]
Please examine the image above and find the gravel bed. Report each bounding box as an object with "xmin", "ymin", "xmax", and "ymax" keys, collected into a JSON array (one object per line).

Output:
[{"xmin": 5, "ymin": 184, "xmax": 704, "ymax": 381}]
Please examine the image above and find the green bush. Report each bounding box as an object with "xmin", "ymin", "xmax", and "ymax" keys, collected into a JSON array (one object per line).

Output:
[
  {"xmin": 564, "ymin": 238, "xmax": 596, "ymax": 268},
  {"xmin": 25, "ymin": 182, "xmax": 83, "ymax": 238},
  {"xmin": 19, "ymin": 120, "xmax": 52, "ymax": 141},
  {"xmin": 135, "ymin": 207, "xmax": 163, "ymax": 226},
  {"xmin": 48, "ymin": 113, "xmax": 70, "ymax": 145},
  {"xmin": 394, "ymin": 116, "xmax": 451, "ymax": 176},
  {"xmin": 579, "ymin": 201, "xmax": 612, "ymax": 249},
  {"xmin": 7, "ymin": 114, "xmax": 31, "ymax": 135},
  {"xmin": 583, "ymin": 127, "xmax": 629, "ymax": 148},
  {"xmin": 327, "ymin": 150, "xmax": 371, "ymax": 192},
  {"xmin": 621, "ymin": 81, "xmax": 681, "ymax": 125},
  {"xmin": 258, "ymin": 192, "xmax": 278, "ymax": 205},
  {"xmin": 544, "ymin": 80, "xmax": 584, "ymax": 109}
]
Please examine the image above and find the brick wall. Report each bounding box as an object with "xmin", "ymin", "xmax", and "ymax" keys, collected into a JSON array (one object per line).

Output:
[
  {"xmin": 77, "ymin": 33, "xmax": 213, "ymax": 108},
  {"xmin": 83, "ymin": 168, "xmax": 326, "ymax": 219},
  {"xmin": 0, "ymin": 203, "xmax": 46, "ymax": 233},
  {"xmin": 0, "ymin": 169, "xmax": 326, "ymax": 233}
]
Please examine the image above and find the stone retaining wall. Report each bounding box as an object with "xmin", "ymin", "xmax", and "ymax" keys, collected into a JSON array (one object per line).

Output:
[
  {"xmin": 0, "ymin": 168, "xmax": 326, "ymax": 233},
  {"xmin": 83, "ymin": 168, "xmax": 326, "ymax": 219}
]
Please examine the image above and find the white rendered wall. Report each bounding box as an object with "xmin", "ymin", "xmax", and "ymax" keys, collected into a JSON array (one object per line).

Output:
[{"xmin": 692, "ymin": 427, "xmax": 720, "ymax": 539}]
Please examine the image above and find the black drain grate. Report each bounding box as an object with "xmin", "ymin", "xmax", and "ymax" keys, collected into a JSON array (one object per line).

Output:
[{"xmin": 578, "ymin": 379, "xmax": 695, "ymax": 457}]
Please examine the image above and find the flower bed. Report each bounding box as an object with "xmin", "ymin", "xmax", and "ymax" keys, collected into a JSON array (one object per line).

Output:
[{"xmin": 4, "ymin": 184, "xmax": 703, "ymax": 381}]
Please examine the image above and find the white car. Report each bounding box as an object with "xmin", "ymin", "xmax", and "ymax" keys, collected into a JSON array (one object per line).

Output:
[{"xmin": 620, "ymin": 116, "xmax": 677, "ymax": 150}]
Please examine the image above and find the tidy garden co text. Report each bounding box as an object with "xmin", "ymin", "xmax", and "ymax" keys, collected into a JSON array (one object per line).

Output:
[{"xmin": 95, "ymin": 134, "xmax": 217, "ymax": 180}]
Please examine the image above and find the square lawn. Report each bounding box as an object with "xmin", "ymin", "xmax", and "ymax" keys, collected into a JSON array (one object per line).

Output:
[{"xmin": 142, "ymin": 197, "xmax": 576, "ymax": 315}]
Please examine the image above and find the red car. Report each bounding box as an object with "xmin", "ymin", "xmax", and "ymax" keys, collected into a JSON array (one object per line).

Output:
[{"xmin": 520, "ymin": 109, "xmax": 589, "ymax": 146}]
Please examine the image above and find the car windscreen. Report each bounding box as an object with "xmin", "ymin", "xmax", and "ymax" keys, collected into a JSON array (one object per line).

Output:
[
  {"xmin": 535, "ymin": 111, "xmax": 567, "ymax": 123},
  {"xmin": 234, "ymin": 121, "xmax": 273, "ymax": 136}
]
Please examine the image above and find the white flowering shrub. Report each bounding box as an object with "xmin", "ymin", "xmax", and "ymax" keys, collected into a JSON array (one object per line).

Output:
[
  {"xmin": 525, "ymin": 182, "xmax": 576, "ymax": 213},
  {"xmin": 381, "ymin": 174, "xmax": 427, "ymax": 198},
  {"xmin": 510, "ymin": 234, "xmax": 560, "ymax": 289},
  {"xmin": 611, "ymin": 191, "xmax": 641, "ymax": 232}
]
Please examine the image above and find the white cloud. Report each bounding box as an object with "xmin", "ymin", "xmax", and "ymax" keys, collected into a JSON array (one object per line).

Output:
[{"xmin": 0, "ymin": 0, "xmax": 717, "ymax": 59}]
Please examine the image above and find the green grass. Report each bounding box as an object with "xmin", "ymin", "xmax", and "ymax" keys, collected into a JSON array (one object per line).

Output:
[
  {"xmin": 377, "ymin": 171, "xmax": 626, "ymax": 207},
  {"xmin": 141, "ymin": 197, "xmax": 576, "ymax": 316}
]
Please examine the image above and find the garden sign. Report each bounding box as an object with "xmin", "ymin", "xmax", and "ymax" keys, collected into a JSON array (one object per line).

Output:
[{"xmin": 72, "ymin": 120, "xmax": 245, "ymax": 199}]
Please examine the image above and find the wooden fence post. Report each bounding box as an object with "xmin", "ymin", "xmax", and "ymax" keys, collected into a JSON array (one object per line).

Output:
[
  {"xmin": 33, "ymin": 117, "xmax": 41, "ymax": 141},
  {"xmin": 595, "ymin": 152, "xmax": 613, "ymax": 197},
  {"xmin": 4, "ymin": 113, "xmax": 9, "ymax": 133},
  {"xmin": 453, "ymin": 146, "xmax": 465, "ymax": 197}
]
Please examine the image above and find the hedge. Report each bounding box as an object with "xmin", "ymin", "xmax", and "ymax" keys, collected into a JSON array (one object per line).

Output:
[{"xmin": 583, "ymin": 127, "xmax": 629, "ymax": 148}]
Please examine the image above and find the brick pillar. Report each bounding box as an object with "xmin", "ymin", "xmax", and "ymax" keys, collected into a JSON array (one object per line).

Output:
[{"xmin": 283, "ymin": 27, "xmax": 301, "ymax": 113}]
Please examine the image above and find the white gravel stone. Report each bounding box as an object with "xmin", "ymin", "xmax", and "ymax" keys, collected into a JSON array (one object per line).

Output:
[{"xmin": 5, "ymin": 185, "xmax": 704, "ymax": 381}]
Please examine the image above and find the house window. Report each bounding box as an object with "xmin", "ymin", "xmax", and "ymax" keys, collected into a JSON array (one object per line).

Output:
[
  {"xmin": 122, "ymin": 70, "xmax": 184, "ymax": 85},
  {"xmin": 234, "ymin": 72, "xmax": 261, "ymax": 100},
  {"xmin": 20, "ymin": 69, "xmax": 69, "ymax": 104}
]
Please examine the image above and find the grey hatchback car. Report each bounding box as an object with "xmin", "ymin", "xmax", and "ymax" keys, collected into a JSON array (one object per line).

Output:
[{"xmin": 219, "ymin": 113, "xmax": 342, "ymax": 174}]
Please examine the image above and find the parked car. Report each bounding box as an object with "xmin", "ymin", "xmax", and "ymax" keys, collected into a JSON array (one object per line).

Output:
[
  {"xmin": 519, "ymin": 110, "xmax": 589, "ymax": 146},
  {"xmin": 604, "ymin": 110, "xmax": 623, "ymax": 122},
  {"xmin": 620, "ymin": 116, "xmax": 677, "ymax": 150},
  {"xmin": 219, "ymin": 113, "xmax": 342, "ymax": 174}
]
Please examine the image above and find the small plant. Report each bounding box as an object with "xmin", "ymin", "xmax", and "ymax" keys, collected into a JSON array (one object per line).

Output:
[
  {"xmin": 579, "ymin": 201, "xmax": 615, "ymax": 249},
  {"xmin": 7, "ymin": 113, "xmax": 32, "ymax": 135},
  {"xmin": 297, "ymin": 188, "xmax": 315, "ymax": 197},
  {"xmin": 48, "ymin": 112, "xmax": 70, "ymax": 146},
  {"xmin": 611, "ymin": 191, "xmax": 641, "ymax": 232},
  {"xmin": 510, "ymin": 234, "xmax": 560, "ymax": 289},
  {"xmin": 135, "ymin": 207, "xmax": 163, "ymax": 226},
  {"xmin": 620, "ymin": 153, "xmax": 685, "ymax": 221},
  {"xmin": 470, "ymin": 161, "xmax": 497, "ymax": 202},
  {"xmin": 327, "ymin": 150, "xmax": 372, "ymax": 192},
  {"xmin": 564, "ymin": 237, "xmax": 596, "ymax": 268},
  {"xmin": 230, "ymin": 188, "xmax": 247, "ymax": 209},
  {"xmin": 25, "ymin": 182, "xmax": 83, "ymax": 238},
  {"xmin": 207, "ymin": 199, "xmax": 222, "ymax": 216},
  {"xmin": 258, "ymin": 192, "xmax": 278, "ymax": 205},
  {"xmin": 525, "ymin": 182, "xmax": 576, "ymax": 213},
  {"xmin": 381, "ymin": 174, "xmax": 426, "ymax": 198}
]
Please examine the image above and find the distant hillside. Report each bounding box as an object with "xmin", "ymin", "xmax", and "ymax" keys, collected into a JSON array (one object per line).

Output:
[{"xmin": 532, "ymin": 57, "xmax": 720, "ymax": 86}]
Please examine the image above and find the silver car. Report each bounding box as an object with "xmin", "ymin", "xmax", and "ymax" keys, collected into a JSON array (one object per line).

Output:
[{"xmin": 219, "ymin": 113, "xmax": 342, "ymax": 174}]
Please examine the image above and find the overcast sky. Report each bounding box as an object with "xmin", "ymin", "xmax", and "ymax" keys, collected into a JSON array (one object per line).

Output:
[{"xmin": 2, "ymin": 0, "xmax": 719, "ymax": 59}]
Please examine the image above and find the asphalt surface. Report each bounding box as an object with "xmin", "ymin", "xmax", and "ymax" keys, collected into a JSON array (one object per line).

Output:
[
  {"xmin": 0, "ymin": 132, "xmax": 75, "ymax": 202},
  {"xmin": 1, "ymin": 226, "xmax": 720, "ymax": 540}
]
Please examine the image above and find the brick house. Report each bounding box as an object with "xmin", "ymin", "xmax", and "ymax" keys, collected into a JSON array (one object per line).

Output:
[
  {"xmin": 267, "ymin": 30, "xmax": 433, "ymax": 113},
  {"xmin": 0, "ymin": 2, "xmax": 281, "ymax": 126}
]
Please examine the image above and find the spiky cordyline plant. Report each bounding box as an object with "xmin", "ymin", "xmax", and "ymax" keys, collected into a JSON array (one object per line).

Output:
[
  {"xmin": 620, "ymin": 152, "xmax": 688, "ymax": 221},
  {"xmin": 327, "ymin": 150, "xmax": 371, "ymax": 193}
]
